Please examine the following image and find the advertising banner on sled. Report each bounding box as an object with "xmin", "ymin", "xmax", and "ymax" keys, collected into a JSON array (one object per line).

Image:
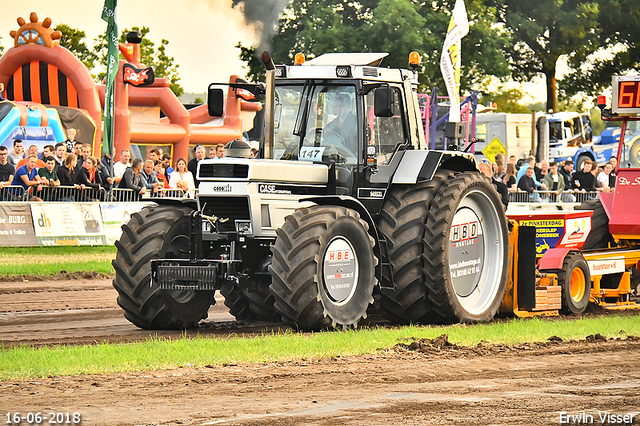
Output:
[
  {"xmin": 31, "ymin": 203, "xmax": 107, "ymax": 246},
  {"xmin": 100, "ymin": 203, "xmax": 150, "ymax": 244},
  {"xmin": 0, "ymin": 204, "xmax": 37, "ymax": 246}
]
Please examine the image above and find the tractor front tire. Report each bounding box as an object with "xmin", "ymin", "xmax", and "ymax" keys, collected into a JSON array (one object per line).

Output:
[
  {"xmin": 112, "ymin": 205, "xmax": 215, "ymax": 329},
  {"xmin": 269, "ymin": 205, "xmax": 377, "ymax": 331}
]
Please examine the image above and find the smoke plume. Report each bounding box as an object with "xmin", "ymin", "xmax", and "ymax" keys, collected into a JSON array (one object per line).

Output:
[{"xmin": 231, "ymin": 0, "xmax": 291, "ymax": 51}]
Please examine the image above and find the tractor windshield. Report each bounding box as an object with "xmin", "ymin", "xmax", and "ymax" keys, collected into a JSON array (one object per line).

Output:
[{"xmin": 272, "ymin": 84, "xmax": 358, "ymax": 165}]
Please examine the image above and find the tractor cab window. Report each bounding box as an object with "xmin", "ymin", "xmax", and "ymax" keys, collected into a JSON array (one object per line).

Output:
[
  {"xmin": 364, "ymin": 86, "xmax": 406, "ymax": 165},
  {"xmin": 272, "ymin": 84, "xmax": 358, "ymax": 165}
]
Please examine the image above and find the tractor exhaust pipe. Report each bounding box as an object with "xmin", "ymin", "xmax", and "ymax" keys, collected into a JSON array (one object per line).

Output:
[{"xmin": 262, "ymin": 51, "xmax": 275, "ymax": 160}]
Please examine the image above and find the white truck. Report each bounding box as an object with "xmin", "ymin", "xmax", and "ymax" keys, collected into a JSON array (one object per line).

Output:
[
  {"xmin": 473, "ymin": 113, "xmax": 533, "ymax": 162},
  {"xmin": 472, "ymin": 111, "xmax": 617, "ymax": 170}
]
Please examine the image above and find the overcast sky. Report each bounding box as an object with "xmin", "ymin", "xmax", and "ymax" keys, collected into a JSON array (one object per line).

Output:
[
  {"xmin": 0, "ymin": 0, "xmax": 549, "ymax": 102},
  {"xmin": 0, "ymin": 0, "xmax": 257, "ymax": 94}
]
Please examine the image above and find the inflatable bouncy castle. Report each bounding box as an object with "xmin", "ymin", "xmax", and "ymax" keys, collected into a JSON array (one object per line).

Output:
[
  {"xmin": 0, "ymin": 12, "xmax": 260, "ymax": 163},
  {"xmin": 0, "ymin": 13, "xmax": 100, "ymax": 153}
]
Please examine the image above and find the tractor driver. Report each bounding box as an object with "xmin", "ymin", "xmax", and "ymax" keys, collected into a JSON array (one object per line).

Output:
[{"xmin": 323, "ymin": 93, "xmax": 357, "ymax": 160}]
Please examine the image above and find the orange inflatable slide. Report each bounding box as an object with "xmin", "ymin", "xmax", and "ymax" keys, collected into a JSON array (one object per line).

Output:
[{"xmin": 0, "ymin": 12, "xmax": 260, "ymax": 164}]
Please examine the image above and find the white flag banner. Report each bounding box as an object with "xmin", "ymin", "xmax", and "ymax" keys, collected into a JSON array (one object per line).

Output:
[{"xmin": 440, "ymin": 0, "xmax": 469, "ymax": 123}]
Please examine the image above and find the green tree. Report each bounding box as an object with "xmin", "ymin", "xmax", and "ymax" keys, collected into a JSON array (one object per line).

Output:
[
  {"xmin": 561, "ymin": 0, "xmax": 640, "ymax": 99},
  {"xmin": 55, "ymin": 24, "xmax": 99, "ymax": 76},
  {"xmin": 237, "ymin": 0, "xmax": 511, "ymax": 93},
  {"xmin": 94, "ymin": 26, "xmax": 183, "ymax": 96},
  {"xmin": 496, "ymin": 0, "xmax": 601, "ymax": 112},
  {"xmin": 479, "ymin": 86, "xmax": 532, "ymax": 113}
]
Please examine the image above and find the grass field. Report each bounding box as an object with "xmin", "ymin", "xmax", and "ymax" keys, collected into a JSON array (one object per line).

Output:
[
  {"xmin": 0, "ymin": 246, "xmax": 116, "ymax": 277},
  {"xmin": 2, "ymin": 315, "xmax": 639, "ymax": 381}
]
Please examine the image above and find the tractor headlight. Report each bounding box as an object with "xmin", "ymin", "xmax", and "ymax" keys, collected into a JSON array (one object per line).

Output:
[{"xmin": 235, "ymin": 220, "xmax": 252, "ymax": 235}]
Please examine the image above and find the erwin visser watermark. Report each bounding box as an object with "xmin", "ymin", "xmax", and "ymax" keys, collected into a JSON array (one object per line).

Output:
[{"xmin": 559, "ymin": 411, "xmax": 636, "ymax": 424}]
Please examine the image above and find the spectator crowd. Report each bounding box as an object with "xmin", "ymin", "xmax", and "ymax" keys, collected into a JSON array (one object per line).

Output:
[
  {"xmin": 483, "ymin": 152, "xmax": 617, "ymax": 206},
  {"xmin": 0, "ymin": 134, "xmax": 242, "ymax": 201}
]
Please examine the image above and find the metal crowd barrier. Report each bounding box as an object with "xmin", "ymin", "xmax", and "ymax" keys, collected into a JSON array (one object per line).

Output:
[
  {"xmin": 110, "ymin": 188, "xmax": 139, "ymax": 202},
  {"xmin": 34, "ymin": 185, "xmax": 107, "ymax": 202},
  {"xmin": 508, "ymin": 190, "xmax": 600, "ymax": 204},
  {"xmin": 149, "ymin": 188, "xmax": 186, "ymax": 198},
  {"xmin": 0, "ymin": 185, "xmax": 198, "ymax": 202},
  {"xmin": 0, "ymin": 185, "xmax": 26, "ymax": 201}
]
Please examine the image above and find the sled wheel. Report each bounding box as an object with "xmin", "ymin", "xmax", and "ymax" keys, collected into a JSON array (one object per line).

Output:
[{"xmin": 555, "ymin": 252, "xmax": 591, "ymax": 314}]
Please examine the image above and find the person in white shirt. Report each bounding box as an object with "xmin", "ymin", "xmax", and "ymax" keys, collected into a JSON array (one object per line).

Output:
[
  {"xmin": 169, "ymin": 157, "xmax": 195, "ymax": 195},
  {"xmin": 7, "ymin": 139, "xmax": 24, "ymax": 166},
  {"xmin": 597, "ymin": 162, "xmax": 614, "ymax": 193},
  {"xmin": 113, "ymin": 149, "xmax": 131, "ymax": 185}
]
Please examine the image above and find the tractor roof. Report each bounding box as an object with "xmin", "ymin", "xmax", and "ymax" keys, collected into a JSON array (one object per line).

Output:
[{"xmin": 304, "ymin": 53, "xmax": 388, "ymax": 67}]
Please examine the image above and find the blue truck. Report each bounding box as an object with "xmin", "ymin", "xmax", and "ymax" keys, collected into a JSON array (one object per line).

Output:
[{"xmin": 543, "ymin": 111, "xmax": 618, "ymax": 170}]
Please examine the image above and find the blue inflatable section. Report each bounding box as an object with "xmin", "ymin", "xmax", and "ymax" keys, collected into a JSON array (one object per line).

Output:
[{"xmin": 0, "ymin": 101, "xmax": 67, "ymax": 153}]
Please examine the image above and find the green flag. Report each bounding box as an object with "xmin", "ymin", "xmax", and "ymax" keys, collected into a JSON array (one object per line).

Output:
[{"xmin": 101, "ymin": 0, "xmax": 118, "ymax": 160}]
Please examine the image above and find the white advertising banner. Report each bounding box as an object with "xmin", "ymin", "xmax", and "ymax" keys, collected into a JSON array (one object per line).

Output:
[
  {"xmin": 100, "ymin": 203, "xmax": 150, "ymax": 244},
  {"xmin": 440, "ymin": 0, "xmax": 469, "ymax": 122},
  {"xmin": 31, "ymin": 203, "xmax": 107, "ymax": 246}
]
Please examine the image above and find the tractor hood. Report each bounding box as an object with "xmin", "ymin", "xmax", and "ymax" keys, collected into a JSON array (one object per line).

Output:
[{"xmin": 197, "ymin": 158, "xmax": 329, "ymax": 184}]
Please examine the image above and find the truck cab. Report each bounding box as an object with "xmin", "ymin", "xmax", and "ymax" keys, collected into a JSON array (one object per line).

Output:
[{"xmin": 544, "ymin": 112, "xmax": 592, "ymax": 163}]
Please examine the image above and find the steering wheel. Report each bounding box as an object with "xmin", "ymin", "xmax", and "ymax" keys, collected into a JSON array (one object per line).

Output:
[
  {"xmin": 306, "ymin": 128, "xmax": 347, "ymax": 146},
  {"xmin": 305, "ymin": 128, "xmax": 355, "ymax": 162}
]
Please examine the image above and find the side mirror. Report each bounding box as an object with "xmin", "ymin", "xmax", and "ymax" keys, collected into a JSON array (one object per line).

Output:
[
  {"xmin": 374, "ymin": 85, "xmax": 394, "ymax": 117},
  {"xmin": 208, "ymin": 87, "xmax": 224, "ymax": 117}
]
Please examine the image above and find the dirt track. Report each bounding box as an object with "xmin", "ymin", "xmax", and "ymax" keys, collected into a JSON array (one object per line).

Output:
[
  {"xmin": 2, "ymin": 279, "xmax": 640, "ymax": 425},
  {"xmin": 0, "ymin": 279, "xmax": 287, "ymax": 347}
]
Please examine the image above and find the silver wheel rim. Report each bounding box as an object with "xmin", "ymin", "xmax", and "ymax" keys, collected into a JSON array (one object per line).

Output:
[
  {"xmin": 322, "ymin": 237, "xmax": 359, "ymax": 306},
  {"xmin": 448, "ymin": 189, "xmax": 504, "ymax": 315}
]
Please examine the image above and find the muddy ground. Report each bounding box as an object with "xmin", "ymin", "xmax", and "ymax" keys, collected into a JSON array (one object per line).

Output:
[{"xmin": 1, "ymin": 279, "xmax": 640, "ymax": 425}]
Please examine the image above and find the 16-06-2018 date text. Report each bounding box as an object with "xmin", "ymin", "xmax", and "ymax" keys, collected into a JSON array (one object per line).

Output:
[{"xmin": 5, "ymin": 412, "xmax": 81, "ymax": 425}]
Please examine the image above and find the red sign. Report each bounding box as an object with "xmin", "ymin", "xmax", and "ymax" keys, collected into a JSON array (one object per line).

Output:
[
  {"xmin": 612, "ymin": 76, "xmax": 640, "ymax": 114},
  {"xmin": 609, "ymin": 169, "xmax": 640, "ymax": 236},
  {"xmin": 123, "ymin": 64, "xmax": 155, "ymax": 87},
  {"xmin": 328, "ymin": 249, "xmax": 351, "ymax": 262}
]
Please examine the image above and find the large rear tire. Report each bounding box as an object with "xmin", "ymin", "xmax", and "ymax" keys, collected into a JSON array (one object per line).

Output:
[
  {"xmin": 220, "ymin": 284, "xmax": 278, "ymax": 322},
  {"xmin": 112, "ymin": 205, "xmax": 215, "ymax": 329},
  {"xmin": 424, "ymin": 171, "xmax": 509, "ymax": 323},
  {"xmin": 220, "ymin": 283, "xmax": 253, "ymax": 321},
  {"xmin": 221, "ymin": 262, "xmax": 279, "ymax": 323},
  {"xmin": 377, "ymin": 176, "xmax": 448, "ymax": 324},
  {"xmin": 269, "ymin": 205, "xmax": 377, "ymax": 331}
]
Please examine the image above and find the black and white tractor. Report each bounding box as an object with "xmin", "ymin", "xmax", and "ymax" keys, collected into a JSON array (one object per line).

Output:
[{"xmin": 112, "ymin": 52, "xmax": 509, "ymax": 331}]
